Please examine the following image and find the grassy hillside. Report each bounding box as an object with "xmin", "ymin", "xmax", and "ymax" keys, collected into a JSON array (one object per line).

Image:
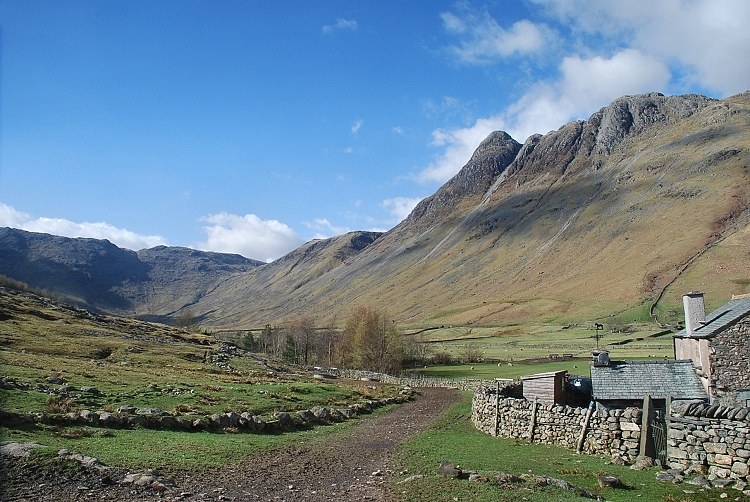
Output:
[{"xmin": 0, "ymin": 287, "xmax": 402, "ymax": 468}]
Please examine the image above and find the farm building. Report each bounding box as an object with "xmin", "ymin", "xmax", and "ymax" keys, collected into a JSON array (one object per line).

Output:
[
  {"xmin": 521, "ymin": 370, "xmax": 567, "ymax": 405},
  {"xmin": 673, "ymin": 292, "xmax": 750, "ymax": 407}
]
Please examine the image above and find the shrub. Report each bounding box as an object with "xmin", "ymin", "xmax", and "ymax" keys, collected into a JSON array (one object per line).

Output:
[
  {"xmin": 45, "ymin": 396, "xmax": 77, "ymax": 414},
  {"xmin": 432, "ymin": 351, "xmax": 453, "ymax": 365}
]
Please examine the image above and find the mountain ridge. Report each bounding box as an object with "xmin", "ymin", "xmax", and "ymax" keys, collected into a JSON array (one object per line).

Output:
[{"xmin": 2, "ymin": 91, "xmax": 748, "ymax": 327}]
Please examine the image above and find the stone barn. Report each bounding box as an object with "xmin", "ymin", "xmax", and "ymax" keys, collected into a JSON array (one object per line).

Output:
[
  {"xmin": 521, "ymin": 370, "xmax": 567, "ymax": 405},
  {"xmin": 591, "ymin": 359, "xmax": 708, "ymax": 410},
  {"xmin": 673, "ymin": 292, "xmax": 750, "ymax": 407}
]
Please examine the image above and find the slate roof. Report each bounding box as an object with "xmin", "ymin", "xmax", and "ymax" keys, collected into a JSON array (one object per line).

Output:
[
  {"xmin": 674, "ymin": 296, "xmax": 750, "ymax": 339},
  {"xmin": 591, "ymin": 360, "xmax": 708, "ymax": 401}
]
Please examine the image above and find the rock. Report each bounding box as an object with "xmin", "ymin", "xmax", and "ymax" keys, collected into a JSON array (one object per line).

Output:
[
  {"xmin": 437, "ymin": 460, "xmax": 462, "ymax": 478},
  {"xmin": 0, "ymin": 442, "xmax": 44, "ymax": 458},
  {"xmin": 192, "ymin": 417, "xmax": 209, "ymax": 430},
  {"xmin": 224, "ymin": 412, "xmax": 240, "ymax": 428},
  {"xmin": 274, "ymin": 412, "xmax": 293, "ymax": 429},
  {"xmin": 495, "ymin": 472, "xmax": 524, "ymax": 485},
  {"xmin": 686, "ymin": 475, "xmax": 712, "ymax": 488},
  {"xmin": 46, "ymin": 376, "xmax": 64, "ymax": 385},
  {"xmin": 609, "ymin": 454, "xmax": 626, "ymax": 465},
  {"xmin": 597, "ymin": 474, "xmax": 625, "ymax": 488},
  {"xmin": 712, "ymin": 478, "xmax": 734, "ymax": 488},
  {"xmin": 731, "ymin": 461, "xmax": 749, "ymax": 477},
  {"xmin": 79, "ymin": 410, "xmax": 99, "ymax": 424},
  {"xmin": 630, "ymin": 456, "xmax": 654, "ymax": 470},
  {"xmin": 97, "ymin": 411, "xmax": 119, "ymax": 427},
  {"xmin": 311, "ymin": 406, "xmax": 331, "ymax": 422},
  {"xmin": 656, "ymin": 471, "xmax": 675, "ymax": 482},
  {"xmin": 135, "ymin": 407, "xmax": 164, "ymax": 416}
]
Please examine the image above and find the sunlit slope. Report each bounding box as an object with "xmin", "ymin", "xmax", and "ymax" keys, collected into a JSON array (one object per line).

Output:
[{"xmin": 199, "ymin": 92, "xmax": 750, "ymax": 327}]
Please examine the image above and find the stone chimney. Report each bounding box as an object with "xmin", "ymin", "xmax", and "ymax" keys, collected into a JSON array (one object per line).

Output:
[{"xmin": 683, "ymin": 292, "xmax": 706, "ymax": 336}]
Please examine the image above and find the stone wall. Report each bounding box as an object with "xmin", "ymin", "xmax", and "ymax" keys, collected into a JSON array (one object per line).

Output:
[
  {"xmin": 472, "ymin": 388, "xmax": 750, "ymax": 487},
  {"xmin": 711, "ymin": 318, "xmax": 750, "ymax": 407},
  {"xmin": 471, "ymin": 386, "xmax": 643, "ymax": 463},
  {"xmin": 0, "ymin": 393, "xmax": 413, "ymax": 434},
  {"xmin": 668, "ymin": 400, "xmax": 750, "ymax": 485},
  {"xmin": 336, "ymin": 368, "xmax": 507, "ymax": 391}
]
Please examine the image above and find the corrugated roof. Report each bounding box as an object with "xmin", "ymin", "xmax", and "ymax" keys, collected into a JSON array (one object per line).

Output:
[
  {"xmin": 591, "ymin": 360, "xmax": 707, "ymax": 401},
  {"xmin": 674, "ymin": 297, "xmax": 750, "ymax": 339}
]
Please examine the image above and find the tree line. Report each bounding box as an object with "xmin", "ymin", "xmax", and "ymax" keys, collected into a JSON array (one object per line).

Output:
[{"xmin": 239, "ymin": 305, "xmax": 410, "ymax": 374}]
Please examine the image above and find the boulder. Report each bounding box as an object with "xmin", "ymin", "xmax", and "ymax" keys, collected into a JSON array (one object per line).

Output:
[{"xmin": 437, "ymin": 460, "xmax": 462, "ymax": 478}]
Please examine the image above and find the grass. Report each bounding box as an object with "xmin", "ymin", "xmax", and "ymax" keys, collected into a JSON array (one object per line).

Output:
[
  {"xmin": 0, "ymin": 289, "xmax": 398, "ymax": 419},
  {"xmin": 392, "ymin": 394, "xmax": 745, "ymax": 502},
  {"xmin": 410, "ymin": 360, "xmax": 592, "ymax": 380},
  {"xmin": 3, "ymin": 403, "xmax": 399, "ymax": 470},
  {"xmin": 406, "ymin": 322, "xmax": 674, "ymax": 363},
  {"xmin": 0, "ymin": 287, "xmax": 405, "ymax": 474}
]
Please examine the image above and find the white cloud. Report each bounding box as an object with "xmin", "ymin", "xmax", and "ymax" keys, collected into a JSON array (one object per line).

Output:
[
  {"xmin": 418, "ymin": 48, "xmax": 670, "ymax": 185},
  {"xmin": 381, "ymin": 197, "xmax": 423, "ymax": 222},
  {"xmin": 198, "ymin": 212, "xmax": 303, "ymax": 262},
  {"xmin": 392, "ymin": 126, "xmax": 404, "ymax": 135},
  {"xmin": 322, "ymin": 18, "xmax": 358, "ymax": 34},
  {"xmin": 0, "ymin": 202, "xmax": 167, "ymax": 250},
  {"xmin": 441, "ymin": 6, "xmax": 552, "ymax": 64},
  {"xmin": 559, "ymin": 50, "xmax": 670, "ymax": 108},
  {"xmin": 304, "ymin": 218, "xmax": 351, "ymax": 239},
  {"xmin": 532, "ymin": 0, "xmax": 750, "ymax": 96},
  {"xmin": 351, "ymin": 119, "xmax": 363, "ymax": 135}
]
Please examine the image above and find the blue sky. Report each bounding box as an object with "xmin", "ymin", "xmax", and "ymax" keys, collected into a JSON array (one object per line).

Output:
[{"xmin": 1, "ymin": 0, "xmax": 748, "ymax": 262}]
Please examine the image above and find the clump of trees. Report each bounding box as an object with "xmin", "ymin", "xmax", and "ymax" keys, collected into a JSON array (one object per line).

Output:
[
  {"xmin": 335, "ymin": 306, "xmax": 404, "ymax": 374},
  {"xmin": 242, "ymin": 319, "xmax": 338, "ymax": 367},
  {"xmin": 241, "ymin": 305, "xmax": 405, "ymax": 374}
]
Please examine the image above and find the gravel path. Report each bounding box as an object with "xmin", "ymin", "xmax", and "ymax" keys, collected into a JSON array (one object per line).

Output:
[{"xmin": 1, "ymin": 387, "xmax": 460, "ymax": 501}]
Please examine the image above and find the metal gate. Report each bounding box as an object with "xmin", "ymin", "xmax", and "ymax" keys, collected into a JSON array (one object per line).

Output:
[{"xmin": 650, "ymin": 408, "xmax": 668, "ymax": 466}]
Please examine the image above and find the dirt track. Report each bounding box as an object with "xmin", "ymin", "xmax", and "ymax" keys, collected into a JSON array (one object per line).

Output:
[{"xmin": 1, "ymin": 388, "xmax": 461, "ymax": 501}]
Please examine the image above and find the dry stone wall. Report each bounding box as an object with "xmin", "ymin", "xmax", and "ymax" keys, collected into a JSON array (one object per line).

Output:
[
  {"xmin": 471, "ymin": 387, "xmax": 642, "ymax": 462},
  {"xmin": 668, "ymin": 400, "xmax": 750, "ymax": 485},
  {"xmin": 472, "ymin": 388, "xmax": 750, "ymax": 487},
  {"xmin": 336, "ymin": 368, "xmax": 502, "ymax": 391}
]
